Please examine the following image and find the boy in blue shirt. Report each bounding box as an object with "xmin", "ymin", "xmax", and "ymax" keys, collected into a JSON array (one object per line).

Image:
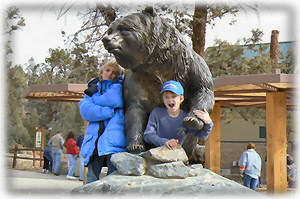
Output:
[{"xmin": 144, "ymin": 80, "xmax": 213, "ymax": 150}]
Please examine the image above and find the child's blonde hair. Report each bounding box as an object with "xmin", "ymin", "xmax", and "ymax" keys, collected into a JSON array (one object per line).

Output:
[{"xmin": 99, "ymin": 60, "xmax": 124, "ymax": 80}]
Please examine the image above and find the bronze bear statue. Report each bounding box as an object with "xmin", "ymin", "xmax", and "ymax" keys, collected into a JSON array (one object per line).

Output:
[{"xmin": 102, "ymin": 7, "xmax": 214, "ymax": 155}]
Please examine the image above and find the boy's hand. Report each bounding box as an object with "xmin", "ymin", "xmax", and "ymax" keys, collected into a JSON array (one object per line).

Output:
[
  {"xmin": 193, "ymin": 109, "xmax": 212, "ymax": 124},
  {"xmin": 165, "ymin": 139, "xmax": 179, "ymax": 150}
]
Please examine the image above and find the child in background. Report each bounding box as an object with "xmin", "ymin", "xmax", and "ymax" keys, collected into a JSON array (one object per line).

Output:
[
  {"xmin": 239, "ymin": 142, "xmax": 262, "ymax": 190},
  {"xmin": 143, "ymin": 80, "xmax": 213, "ymax": 150},
  {"xmin": 79, "ymin": 60, "xmax": 126, "ymax": 184},
  {"xmin": 65, "ymin": 131, "xmax": 79, "ymax": 180}
]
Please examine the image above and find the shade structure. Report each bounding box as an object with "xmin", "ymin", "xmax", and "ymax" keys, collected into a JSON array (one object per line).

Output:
[
  {"xmin": 214, "ymin": 71, "xmax": 296, "ymax": 110},
  {"xmin": 22, "ymin": 83, "xmax": 87, "ymax": 102}
]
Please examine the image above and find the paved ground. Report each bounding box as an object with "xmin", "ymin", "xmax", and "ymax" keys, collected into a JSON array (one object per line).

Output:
[{"xmin": 5, "ymin": 169, "xmax": 83, "ymax": 195}]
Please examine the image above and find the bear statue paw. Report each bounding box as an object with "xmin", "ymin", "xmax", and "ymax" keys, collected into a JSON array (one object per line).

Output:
[
  {"xmin": 183, "ymin": 116, "xmax": 204, "ymax": 130},
  {"xmin": 126, "ymin": 142, "xmax": 145, "ymax": 154}
]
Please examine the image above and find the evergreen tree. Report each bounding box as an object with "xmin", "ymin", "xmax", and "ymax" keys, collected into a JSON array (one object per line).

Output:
[
  {"xmin": 7, "ymin": 65, "xmax": 31, "ymax": 147},
  {"xmin": 23, "ymin": 108, "xmax": 39, "ymax": 147}
]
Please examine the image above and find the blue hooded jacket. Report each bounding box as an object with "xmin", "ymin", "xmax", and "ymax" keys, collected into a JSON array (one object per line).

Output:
[{"xmin": 79, "ymin": 76, "xmax": 126, "ymax": 166}]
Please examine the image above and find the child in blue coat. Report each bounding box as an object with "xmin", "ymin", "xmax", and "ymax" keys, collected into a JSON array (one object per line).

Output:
[{"xmin": 79, "ymin": 60, "xmax": 126, "ymax": 184}]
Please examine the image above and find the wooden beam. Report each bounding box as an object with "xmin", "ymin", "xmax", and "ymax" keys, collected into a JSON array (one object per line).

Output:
[
  {"xmin": 266, "ymin": 92, "xmax": 287, "ymax": 193},
  {"xmin": 205, "ymin": 103, "xmax": 220, "ymax": 174},
  {"xmin": 215, "ymin": 89, "xmax": 268, "ymax": 95},
  {"xmin": 257, "ymin": 83, "xmax": 279, "ymax": 92},
  {"xmin": 216, "ymin": 98, "xmax": 266, "ymax": 102}
]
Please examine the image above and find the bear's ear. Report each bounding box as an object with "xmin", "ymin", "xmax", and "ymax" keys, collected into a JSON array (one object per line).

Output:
[{"xmin": 143, "ymin": 6, "xmax": 156, "ymax": 17}]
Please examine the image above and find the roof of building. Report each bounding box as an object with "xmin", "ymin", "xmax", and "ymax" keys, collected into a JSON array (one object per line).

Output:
[
  {"xmin": 242, "ymin": 41, "xmax": 294, "ymax": 63},
  {"xmin": 22, "ymin": 83, "xmax": 86, "ymax": 102},
  {"xmin": 213, "ymin": 69, "xmax": 295, "ymax": 110}
]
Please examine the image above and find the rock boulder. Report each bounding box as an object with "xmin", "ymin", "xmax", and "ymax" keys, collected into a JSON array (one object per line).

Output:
[{"xmin": 72, "ymin": 169, "xmax": 257, "ymax": 195}]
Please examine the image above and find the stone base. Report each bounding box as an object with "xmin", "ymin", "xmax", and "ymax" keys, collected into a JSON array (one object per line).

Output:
[{"xmin": 72, "ymin": 168, "xmax": 258, "ymax": 195}]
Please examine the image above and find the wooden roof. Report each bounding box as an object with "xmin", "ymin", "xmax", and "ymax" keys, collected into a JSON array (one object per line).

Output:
[
  {"xmin": 22, "ymin": 83, "xmax": 87, "ymax": 102},
  {"xmin": 23, "ymin": 71, "xmax": 296, "ymax": 109},
  {"xmin": 214, "ymin": 71, "xmax": 295, "ymax": 110}
]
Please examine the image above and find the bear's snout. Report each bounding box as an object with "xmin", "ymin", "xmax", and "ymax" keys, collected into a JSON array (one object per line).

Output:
[
  {"xmin": 102, "ymin": 35, "xmax": 115, "ymax": 48},
  {"xmin": 102, "ymin": 34, "xmax": 122, "ymax": 54},
  {"xmin": 102, "ymin": 35, "xmax": 111, "ymax": 45}
]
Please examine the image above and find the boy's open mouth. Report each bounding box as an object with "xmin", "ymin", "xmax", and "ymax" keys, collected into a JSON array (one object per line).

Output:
[{"xmin": 168, "ymin": 103, "xmax": 175, "ymax": 108}]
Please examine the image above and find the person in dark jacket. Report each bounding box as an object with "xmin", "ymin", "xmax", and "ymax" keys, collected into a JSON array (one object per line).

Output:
[
  {"xmin": 42, "ymin": 145, "xmax": 53, "ymax": 173},
  {"xmin": 76, "ymin": 133, "xmax": 84, "ymax": 181},
  {"xmin": 79, "ymin": 60, "xmax": 125, "ymax": 184}
]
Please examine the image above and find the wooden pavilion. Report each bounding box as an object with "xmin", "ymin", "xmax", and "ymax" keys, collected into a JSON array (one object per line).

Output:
[
  {"xmin": 22, "ymin": 69, "xmax": 296, "ymax": 193},
  {"xmin": 208, "ymin": 69, "xmax": 296, "ymax": 193}
]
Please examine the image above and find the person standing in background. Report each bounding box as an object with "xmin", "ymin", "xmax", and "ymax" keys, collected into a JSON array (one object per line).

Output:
[
  {"xmin": 48, "ymin": 131, "xmax": 64, "ymax": 176},
  {"xmin": 239, "ymin": 142, "xmax": 262, "ymax": 190},
  {"xmin": 76, "ymin": 133, "xmax": 84, "ymax": 181},
  {"xmin": 287, "ymin": 154, "xmax": 296, "ymax": 188},
  {"xmin": 42, "ymin": 144, "xmax": 53, "ymax": 173},
  {"xmin": 65, "ymin": 131, "xmax": 79, "ymax": 180}
]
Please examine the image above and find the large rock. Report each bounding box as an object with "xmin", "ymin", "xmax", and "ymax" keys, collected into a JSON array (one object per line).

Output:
[
  {"xmin": 148, "ymin": 161, "xmax": 189, "ymax": 179},
  {"xmin": 187, "ymin": 164, "xmax": 203, "ymax": 177},
  {"xmin": 110, "ymin": 152, "xmax": 146, "ymax": 176},
  {"xmin": 140, "ymin": 145, "xmax": 188, "ymax": 163},
  {"xmin": 111, "ymin": 146, "xmax": 204, "ymax": 179},
  {"xmin": 72, "ymin": 169, "xmax": 258, "ymax": 195}
]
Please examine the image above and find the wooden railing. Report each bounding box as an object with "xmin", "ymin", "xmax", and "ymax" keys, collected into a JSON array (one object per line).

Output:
[{"xmin": 8, "ymin": 145, "xmax": 44, "ymax": 168}]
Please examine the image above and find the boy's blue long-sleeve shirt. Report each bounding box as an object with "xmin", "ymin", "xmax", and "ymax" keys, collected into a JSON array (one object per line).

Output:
[
  {"xmin": 143, "ymin": 107, "xmax": 213, "ymax": 147},
  {"xmin": 239, "ymin": 149, "xmax": 262, "ymax": 179}
]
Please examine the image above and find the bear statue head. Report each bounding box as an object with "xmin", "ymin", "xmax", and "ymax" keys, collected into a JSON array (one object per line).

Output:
[{"xmin": 102, "ymin": 6, "xmax": 182, "ymax": 71}]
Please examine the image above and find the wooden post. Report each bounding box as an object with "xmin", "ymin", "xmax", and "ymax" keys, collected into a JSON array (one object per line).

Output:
[
  {"xmin": 205, "ymin": 103, "xmax": 221, "ymax": 174},
  {"xmin": 266, "ymin": 92, "xmax": 287, "ymax": 193},
  {"xmin": 270, "ymin": 30, "xmax": 279, "ymax": 62},
  {"xmin": 12, "ymin": 145, "xmax": 18, "ymax": 168},
  {"xmin": 33, "ymin": 127, "xmax": 38, "ymax": 166},
  {"xmin": 40, "ymin": 127, "xmax": 45, "ymax": 167},
  {"xmin": 83, "ymin": 120, "xmax": 88, "ymax": 185}
]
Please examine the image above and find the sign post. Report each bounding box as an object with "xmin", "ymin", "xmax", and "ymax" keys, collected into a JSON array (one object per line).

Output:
[{"xmin": 33, "ymin": 127, "xmax": 44, "ymax": 167}]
